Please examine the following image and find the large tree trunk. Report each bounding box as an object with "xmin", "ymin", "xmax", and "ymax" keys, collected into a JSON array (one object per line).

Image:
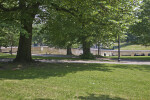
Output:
[
  {"xmin": 81, "ymin": 40, "xmax": 95, "ymax": 59},
  {"xmin": 80, "ymin": 40, "xmax": 94, "ymax": 59},
  {"xmin": 14, "ymin": 20, "xmax": 33, "ymax": 62},
  {"xmin": 67, "ymin": 45, "xmax": 72, "ymax": 55},
  {"xmin": 14, "ymin": 1, "xmax": 39, "ymax": 62},
  {"xmin": 82, "ymin": 40, "xmax": 91, "ymax": 55}
]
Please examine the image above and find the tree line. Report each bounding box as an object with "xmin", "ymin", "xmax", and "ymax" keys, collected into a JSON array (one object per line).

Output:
[{"xmin": 0, "ymin": 0, "xmax": 149, "ymax": 62}]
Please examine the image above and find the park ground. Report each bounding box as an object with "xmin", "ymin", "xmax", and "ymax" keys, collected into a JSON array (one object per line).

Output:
[{"xmin": 0, "ymin": 53, "xmax": 150, "ymax": 100}]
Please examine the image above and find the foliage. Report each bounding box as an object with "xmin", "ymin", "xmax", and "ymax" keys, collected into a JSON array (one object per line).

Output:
[
  {"xmin": 42, "ymin": 12, "xmax": 79, "ymax": 48},
  {"xmin": 32, "ymin": 24, "xmax": 47, "ymax": 46},
  {"xmin": 129, "ymin": 0, "xmax": 150, "ymax": 45},
  {"xmin": 0, "ymin": 26, "xmax": 19, "ymax": 47}
]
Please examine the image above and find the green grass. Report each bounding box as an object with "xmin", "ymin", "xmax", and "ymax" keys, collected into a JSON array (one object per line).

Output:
[
  {"xmin": 0, "ymin": 53, "xmax": 16, "ymax": 58},
  {"xmin": 107, "ymin": 56, "xmax": 150, "ymax": 61},
  {"xmin": 0, "ymin": 63, "xmax": 150, "ymax": 100}
]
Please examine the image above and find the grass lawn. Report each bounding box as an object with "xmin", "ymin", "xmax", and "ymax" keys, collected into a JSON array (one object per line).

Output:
[
  {"xmin": 107, "ymin": 56, "xmax": 150, "ymax": 61},
  {"xmin": 0, "ymin": 62, "xmax": 150, "ymax": 100}
]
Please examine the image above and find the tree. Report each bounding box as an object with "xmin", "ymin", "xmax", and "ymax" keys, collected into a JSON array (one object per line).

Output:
[
  {"xmin": 129, "ymin": 0, "xmax": 150, "ymax": 46},
  {"xmin": 42, "ymin": 11, "xmax": 81, "ymax": 55},
  {"xmin": 0, "ymin": 0, "xmax": 142, "ymax": 61},
  {"xmin": 0, "ymin": 0, "xmax": 79, "ymax": 62},
  {"xmin": 0, "ymin": 26, "xmax": 19, "ymax": 53},
  {"xmin": 0, "ymin": 0, "xmax": 40, "ymax": 62},
  {"xmin": 76, "ymin": 0, "xmax": 142, "ymax": 58},
  {"xmin": 39, "ymin": 0, "xmax": 143, "ymax": 59}
]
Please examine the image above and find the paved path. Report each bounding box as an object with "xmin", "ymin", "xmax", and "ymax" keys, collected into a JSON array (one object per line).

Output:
[{"xmin": 0, "ymin": 58, "xmax": 150, "ymax": 65}]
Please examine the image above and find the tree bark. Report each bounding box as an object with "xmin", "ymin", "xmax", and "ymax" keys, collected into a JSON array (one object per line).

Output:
[
  {"xmin": 14, "ymin": 20, "xmax": 33, "ymax": 62},
  {"xmin": 67, "ymin": 45, "xmax": 72, "ymax": 55}
]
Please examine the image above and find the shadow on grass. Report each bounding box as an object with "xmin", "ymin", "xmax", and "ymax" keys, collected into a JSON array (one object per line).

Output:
[
  {"xmin": 0, "ymin": 62, "xmax": 149, "ymax": 80},
  {"xmin": 35, "ymin": 98, "xmax": 53, "ymax": 100},
  {"xmin": 77, "ymin": 94, "xmax": 126, "ymax": 100},
  {"xmin": 0, "ymin": 63, "xmax": 112, "ymax": 80},
  {"xmin": 32, "ymin": 56, "xmax": 80, "ymax": 60},
  {"xmin": 34, "ymin": 94, "xmax": 126, "ymax": 100}
]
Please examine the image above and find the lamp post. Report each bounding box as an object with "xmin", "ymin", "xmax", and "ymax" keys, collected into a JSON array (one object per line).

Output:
[
  {"xmin": 98, "ymin": 41, "xmax": 100, "ymax": 56},
  {"xmin": 118, "ymin": 33, "xmax": 120, "ymax": 62}
]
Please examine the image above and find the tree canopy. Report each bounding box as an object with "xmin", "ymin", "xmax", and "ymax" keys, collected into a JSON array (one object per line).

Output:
[
  {"xmin": 129, "ymin": 0, "xmax": 150, "ymax": 46},
  {"xmin": 0, "ymin": 0, "xmax": 143, "ymax": 61}
]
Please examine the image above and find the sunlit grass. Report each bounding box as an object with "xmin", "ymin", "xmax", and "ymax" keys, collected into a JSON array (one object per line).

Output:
[
  {"xmin": 0, "ymin": 53, "xmax": 16, "ymax": 58},
  {"xmin": 0, "ymin": 63, "xmax": 150, "ymax": 100}
]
